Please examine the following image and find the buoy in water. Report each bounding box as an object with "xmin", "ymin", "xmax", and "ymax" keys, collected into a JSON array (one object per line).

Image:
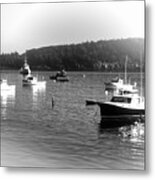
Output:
[{"xmin": 105, "ymin": 90, "xmax": 108, "ymax": 96}]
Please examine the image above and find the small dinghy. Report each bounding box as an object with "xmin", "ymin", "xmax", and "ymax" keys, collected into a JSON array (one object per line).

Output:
[{"xmin": 49, "ymin": 69, "xmax": 69, "ymax": 82}]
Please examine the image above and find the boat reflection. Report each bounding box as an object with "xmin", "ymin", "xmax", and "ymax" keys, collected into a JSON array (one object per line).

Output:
[
  {"xmin": 32, "ymin": 81, "xmax": 46, "ymax": 108},
  {"xmin": 1, "ymin": 80, "xmax": 16, "ymax": 120},
  {"xmin": 98, "ymin": 121, "xmax": 144, "ymax": 143},
  {"xmin": 118, "ymin": 122, "xmax": 144, "ymax": 142}
]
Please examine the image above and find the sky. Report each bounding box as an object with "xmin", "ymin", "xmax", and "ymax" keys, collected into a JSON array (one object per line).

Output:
[{"xmin": 1, "ymin": 0, "xmax": 145, "ymax": 54}]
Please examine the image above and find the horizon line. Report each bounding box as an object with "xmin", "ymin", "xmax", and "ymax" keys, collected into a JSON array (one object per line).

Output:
[{"xmin": 1, "ymin": 37, "xmax": 144, "ymax": 55}]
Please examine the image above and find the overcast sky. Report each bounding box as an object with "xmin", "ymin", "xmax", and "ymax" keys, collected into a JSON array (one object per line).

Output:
[{"xmin": 1, "ymin": 1, "xmax": 144, "ymax": 54}]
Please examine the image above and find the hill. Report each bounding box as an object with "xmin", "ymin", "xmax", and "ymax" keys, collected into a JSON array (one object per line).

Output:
[{"xmin": 0, "ymin": 38, "xmax": 144, "ymax": 72}]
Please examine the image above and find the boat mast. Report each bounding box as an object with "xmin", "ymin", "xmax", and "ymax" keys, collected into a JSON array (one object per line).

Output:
[
  {"xmin": 140, "ymin": 51, "xmax": 143, "ymax": 97},
  {"xmin": 124, "ymin": 55, "xmax": 128, "ymax": 84},
  {"xmin": 24, "ymin": 53, "xmax": 27, "ymax": 64}
]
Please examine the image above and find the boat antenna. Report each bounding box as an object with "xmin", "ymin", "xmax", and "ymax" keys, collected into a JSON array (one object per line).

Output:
[
  {"xmin": 24, "ymin": 53, "xmax": 27, "ymax": 64},
  {"xmin": 140, "ymin": 50, "xmax": 143, "ymax": 97},
  {"xmin": 124, "ymin": 55, "xmax": 128, "ymax": 84}
]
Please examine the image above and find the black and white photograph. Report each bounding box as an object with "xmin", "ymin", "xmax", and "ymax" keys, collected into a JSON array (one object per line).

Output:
[{"xmin": 0, "ymin": 0, "xmax": 145, "ymax": 170}]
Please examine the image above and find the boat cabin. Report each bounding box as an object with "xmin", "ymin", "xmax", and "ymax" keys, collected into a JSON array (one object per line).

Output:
[
  {"xmin": 111, "ymin": 95, "xmax": 142, "ymax": 105},
  {"xmin": 111, "ymin": 96, "xmax": 131, "ymax": 103}
]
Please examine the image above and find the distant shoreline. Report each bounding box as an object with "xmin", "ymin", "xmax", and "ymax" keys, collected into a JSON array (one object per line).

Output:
[
  {"xmin": 0, "ymin": 38, "xmax": 144, "ymax": 73},
  {"xmin": 0, "ymin": 68, "xmax": 144, "ymax": 74}
]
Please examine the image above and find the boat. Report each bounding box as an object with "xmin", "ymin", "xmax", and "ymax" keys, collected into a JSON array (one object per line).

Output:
[
  {"xmin": 86, "ymin": 89, "xmax": 145, "ymax": 128},
  {"xmin": 19, "ymin": 54, "xmax": 44, "ymax": 86},
  {"xmin": 49, "ymin": 69, "xmax": 69, "ymax": 82},
  {"xmin": 104, "ymin": 77, "xmax": 138, "ymax": 93},
  {"xmin": 19, "ymin": 56, "xmax": 31, "ymax": 75},
  {"xmin": 104, "ymin": 56, "xmax": 137, "ymax": 92},
  {"xmin": 22, "ymin": 75, "xmax": 38, "ymax": 86},
  {"xmin": 1, "ymin": 79, "xmax": 16, "ymax": 92},
  {"xmin": 86, "ymin": 55, "xmax": 145, "ymax": 128},
  {"xmin": 50, "ymin": 75, "xmax": 69, "ymax": 82},
  {"xmin": 98, "ymin": 93, "xmax": 144, "ymax": 128},
  {"xmin": 104, "ymin": 77, "xmax": 123, "ymax": 91},
  {"xmin": 22, "ymin": 74, "xmax": 46, "ymax": 86}
]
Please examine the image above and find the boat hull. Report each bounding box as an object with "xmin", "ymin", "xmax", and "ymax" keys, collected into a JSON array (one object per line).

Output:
[
  {"xmin": 22, "ymin": 79, "xmax": 37, "ymax": 86},
  {"xmin": 99, "ymin": 117, "xmax": 145, "ymax": 129},
  {"xmin": 99, "ymin": 103, "xmax": 144, "ymax": 116},
  {"xmin": 98, "ymin": 103, "xmax": 145, "ymax": 128},
  {"xmin": 86, "ymin": 99, "xmax": 98, "ymax": 106},
  {"xmin": 49, "ymin": 75, "xmax": 69, "ymax": 82}
]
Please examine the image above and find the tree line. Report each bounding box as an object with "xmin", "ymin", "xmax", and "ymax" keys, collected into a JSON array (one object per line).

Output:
[{"xmin": 0, "ymin": 38, "xmax": 144, "ymax": 72}]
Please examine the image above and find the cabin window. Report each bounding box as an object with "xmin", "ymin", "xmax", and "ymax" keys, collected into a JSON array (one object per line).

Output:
[
  {"xmin": 111, "ymin": 97, "xmax": 131, "ymax": 103},
  {"xmin": 132, "ymin": 98, "xmax": 140, "ymax": 104}
]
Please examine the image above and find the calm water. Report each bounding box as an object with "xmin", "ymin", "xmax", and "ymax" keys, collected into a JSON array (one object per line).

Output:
[{"xmin": 1, "ymin": 71, "xmax": 145, "ymax": 169}]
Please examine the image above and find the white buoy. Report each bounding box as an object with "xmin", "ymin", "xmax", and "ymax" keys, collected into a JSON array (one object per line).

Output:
[
  {"xmin": 105, "ymin": 90, "xmax": 108, "ymax": 96},
  {"xmin": 83, "ymin": 74, "xmax": 86, "ymax": 78}
]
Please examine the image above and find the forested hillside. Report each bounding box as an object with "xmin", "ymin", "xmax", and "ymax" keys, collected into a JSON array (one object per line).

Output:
[{"xmin": 0, "ymin": 38, "xmax": 144, "ymax": 72}]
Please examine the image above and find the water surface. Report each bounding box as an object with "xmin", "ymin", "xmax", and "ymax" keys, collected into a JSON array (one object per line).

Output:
[{"xmin": 1, "ymin": 71, "xmax": 145, "ymax": 169}]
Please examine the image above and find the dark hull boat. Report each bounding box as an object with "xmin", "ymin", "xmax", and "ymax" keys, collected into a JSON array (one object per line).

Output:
[
  {"xmin": 86, "ymin": 93, "xmax": 145, "ymax": 128},
  {"xmin": 99, "ymin": 102, "xmax": 144, "ymax": 116},
  {"xmin": 50, "ymin": 69, "xmax": 69, "ymax": 82},
  {"xmin": 86, "ymin": 56, "xmax": 145, "ymax": 128},
  {"xmin": 49, "ymin": 75, "xmax": 69, "ymax": 82},
  {"xmin": 98, "ymin": 102, "xmax": 145, "ymax": 128}
]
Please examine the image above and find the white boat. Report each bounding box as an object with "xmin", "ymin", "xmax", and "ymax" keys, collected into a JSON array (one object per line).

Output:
[
  {"xmin": 104, "ymin": 77, "xmax": 138, "ymax": 94},
  {"xmin": 22, "ymin": 76, "xmax": 38, "ymax": 86},
  {"xmin": 19, "ymin": 56, "xmax": 31, "ymax": 75},
  {"xmin": 1, "ymin": 80, "xmax": 16, "ymax": 92},
  {"xmin": 22, "ymin": 75, "xmax": 46, "ymax": 86},
  {"xmin": 104, "ymin": 77, "xmax": 123, "ymax": 91},
  {"xmin": 1, "ymin": 84, "xmax": 16, "ymax": 109},
  {"xmin": 104, "ymin": 56, "xmax": 137, "ymax": 93},
  {"xmin": 20, "ymin": 54, "xmax": 44, "ymax": 86}
]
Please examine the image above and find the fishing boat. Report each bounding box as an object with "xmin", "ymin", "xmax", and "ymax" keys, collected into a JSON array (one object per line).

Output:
[
  {"xmin": 22, "ymin": 74, "xmax": 46, "ymax": 86},
  {"xmin": 104, "ymin": 77, "xmax": 123, "ymax": 91},
  {"xmin": 20, "ymin": 54, "xmax": 45, "ymax": 86},
  {"xmin": 22, "ymin": 75, "xmax": 38, "ymax": 86},
  {"xmin": 86, "ymin": 89, "xmax": 145, "ymax": 128},
  {"xmin": 49, "ymin": 69, "xmax": 69, "ymax": 82},
  {"xmin": 86, "ymin": 55, "xmax": 145, "ymax": 128},
  {"xmin": 104, "ymin": 56, "xmax": 137, "ymax": 92},
  {"xmin": 98, "ymin": 93, "xmax": 144, "ymax": 127},
  {"xmin": 19, "ymin": 56, "xmax": 31, "ymax": 75}
]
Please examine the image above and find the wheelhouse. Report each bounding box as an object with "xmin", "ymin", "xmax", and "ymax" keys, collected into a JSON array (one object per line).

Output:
[{"xmin": 111, "ymin": 95, "xmax": 142, "ymax": 104}]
